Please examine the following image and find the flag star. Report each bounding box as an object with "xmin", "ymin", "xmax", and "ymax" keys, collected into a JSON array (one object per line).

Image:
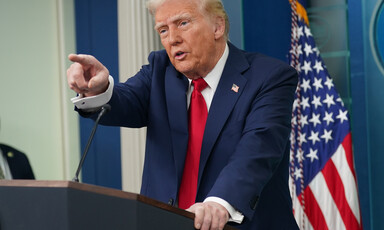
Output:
[
  {"xmin": 306, "ymin": 148, "xmax": 318, "ymax": 162},
  {"xmin": 313, "ymin": 47, "xmax": 320, "ymax": 56},
  {"xmin": 309, "ymin": 113, "xmax": 321, "ymax": 127},
  {"xmin": 300, "ymin": 115, "xmax": 309, "ymax": 127},
  {"xmin": 296, "ymin": 149, "xmax": 305, "ymax": 162},
  {"xmin": 336, "ymin": 109, "xmax": 348, "ymax": 124},
  {"xmin": 324, "ymin": 77, "xmax": 334, "ymax": 90},
  {"xmin": 295, "ymin": 62, "xmax": 302, "ymax": 73},
  {"xmin": 301, "ymin": 61, "xmax": 312, "ymax": 75},
  {"xmin": 290, "ymin": 44, "xmax": 297, "ymax": 56},
  {"xmin": 304, "ymin": 25, "xmax": 312, "ymax": 37},
  {"xmin": 337, "ymin": 97, "xmax": 345, "ymax": 106},
  {"xmin": 301, "ymin": 78, "xmax": 311, "ymax": 93},
  {"xmin": 311, "ymin": 95, "xmax": 322, "ymax": 109},
  {"xmin": 308, "ymin": 130, "xmax": 320, "ymax": 145},
  {"xmin": 291, "ymin": 116, "xmax": 297, "ymax": 126},
  {"xmin": 323, "ymin": 94, "xmax": 336, "ymax": 108},
  {"xmin": 323, "ymin": 111, "xmax": 334, "ymax": 126},
  {"xmin": 304, "ymin": 43, "xmax": 314, "ymax": 57},
  {"xmin": 321, "ymin": 129, "xmax": 333, "ymax": 143},
  {"xmin": 301, "ymin": 97, "xmax": 310, "ymax": 110},
  {"xmin": 313, "ymin": 60, "xmax": 324, "ymax": 74},
  {"xmin": 296, "ymin": 44, "xmax": 303, "ymax": 56},
  {"xmin": 298, "ymin": 132, "xmax": 307, "ymax": 145},
  {"xmin": 312, "ymin": 78, "xmax": 324, "ymax": 91},
  {"xmin": 291, "ymin": 44, "xmax": 303, "ymax": 58},
  {"xmin": 294, "ymin": 167, "xmax": 303, "ymax": 180},
  {"xmin": 297, "ymin": 26, "xmax": 304, "ymax": 38}
]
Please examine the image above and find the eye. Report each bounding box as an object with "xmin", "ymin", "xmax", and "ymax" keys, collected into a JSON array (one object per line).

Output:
[
  {"xmin": 158, "ymin": 28, "xmax": 168, "ymax": 36},
  {"xmin": 180, "ymin": 20, "xmax": 189, "ymax": 27}
]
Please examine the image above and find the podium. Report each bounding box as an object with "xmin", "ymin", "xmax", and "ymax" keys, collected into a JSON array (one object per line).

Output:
[{"xmin": 0, "ymin": 180, "xmax": 237, "ymax": 230}]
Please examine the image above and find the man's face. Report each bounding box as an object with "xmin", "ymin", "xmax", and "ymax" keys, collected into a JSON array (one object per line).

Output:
[{"xmin": 155, "ymin": 0, "xmax": 225, "ymax": 79}]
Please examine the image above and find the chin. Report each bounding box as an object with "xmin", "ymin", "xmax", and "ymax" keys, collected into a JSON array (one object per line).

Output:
[{"xmin": 174, "ymin": 65, "xmax": 194, "ymax": 76}]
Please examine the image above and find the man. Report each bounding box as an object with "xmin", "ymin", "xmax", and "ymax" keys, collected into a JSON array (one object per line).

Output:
[
  {"xmin": 0, "ymin": 144, "xmax": 35, "ymax": 180},
  {"xmin": 67, "ymin": 0, "xmax": 299, "ymax": 229}
]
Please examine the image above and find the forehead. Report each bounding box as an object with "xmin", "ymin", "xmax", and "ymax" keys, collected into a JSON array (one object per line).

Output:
[{"xmin": 154, "ymin": 0, "xmax": 203, "ymax": 24}]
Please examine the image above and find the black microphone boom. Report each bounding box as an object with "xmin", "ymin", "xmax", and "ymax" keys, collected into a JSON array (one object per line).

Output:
[{"xmin": 72, "ymin": 104, "xmax": 111, "ymax": 182}]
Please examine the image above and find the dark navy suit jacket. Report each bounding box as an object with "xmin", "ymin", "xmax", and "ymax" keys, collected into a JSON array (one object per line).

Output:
[
  {"xmin": 98, "ymin": 43, "xmax": 299, "ymax": 229},
  {"xmin": 0, "ymin": 144, "xmax": 35, "ymax": 179}
]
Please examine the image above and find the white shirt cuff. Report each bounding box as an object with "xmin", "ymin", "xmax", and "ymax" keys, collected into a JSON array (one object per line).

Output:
[
  {"xmin": 204, "ymin": 196, "xmax": 244, "ymax": 224},
  {"xmin": 71, "ymin": 75, "xmax": 114, "ymax": 110}
]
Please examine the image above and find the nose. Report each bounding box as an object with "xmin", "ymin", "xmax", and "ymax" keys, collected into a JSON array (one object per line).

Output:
[{"xmin": 168, "ymin": 27, "xmax": 182, "ymax": 45}]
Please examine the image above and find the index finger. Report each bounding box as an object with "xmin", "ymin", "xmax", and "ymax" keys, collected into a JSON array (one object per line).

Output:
[{"xmin": 68, "ymin": 54, "xmax": 94, "ymax": 66}]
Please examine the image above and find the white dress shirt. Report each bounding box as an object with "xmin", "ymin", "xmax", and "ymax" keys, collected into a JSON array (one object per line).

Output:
[{"xmin": 0, "ymin": 149, "xmax": 13, "ymax": 179}]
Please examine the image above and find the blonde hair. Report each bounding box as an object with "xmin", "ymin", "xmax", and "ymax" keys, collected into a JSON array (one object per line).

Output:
[{"xmin": 146, "ymin": 0, "xmax": 229, "ymax": 40}]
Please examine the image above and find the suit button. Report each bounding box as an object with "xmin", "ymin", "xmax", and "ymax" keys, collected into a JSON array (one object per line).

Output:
[{"xmin": 168, "ymin": 198, "xmax": 174, "ymax": 206}]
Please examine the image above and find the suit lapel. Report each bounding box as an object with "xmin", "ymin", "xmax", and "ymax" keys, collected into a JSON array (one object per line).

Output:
[
  {"xmin": 198, "ymin": 43, "xmax": 250, "ymax": 185},
  {"xmin": 164, "ymin": 65, "xmax": 189, "ymax": 183}
]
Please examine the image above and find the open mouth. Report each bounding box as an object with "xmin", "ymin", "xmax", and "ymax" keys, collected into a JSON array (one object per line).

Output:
[{"xmin": 175, "ymin": 51, "xmax": 186, "ymax": 60}]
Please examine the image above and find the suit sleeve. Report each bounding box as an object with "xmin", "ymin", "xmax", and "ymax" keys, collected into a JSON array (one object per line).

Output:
[{"xmin": 96, "ymin": 52, "xmax": 158, "ymax": 128}]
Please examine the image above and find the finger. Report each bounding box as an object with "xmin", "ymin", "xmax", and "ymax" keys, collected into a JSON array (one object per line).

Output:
[
  {"xmin": 217, "ymin": 208, "xmax": 229, "ymax": 230},
  {"xmin": 199, "ymin": 202, "xmax": 229, "ymax": 230},
  {"xmin": 188, "ymin": 204, "xmax": 205, "ymax": 229},
  {"xmin": 67, "ymin": 78, "xmax": 81, "ymax": 94},
  {"xmin": 67, "ymin": 63, "xmax": 89, "ymax": 89},
  {"xmin": 68, "ymin": 53, "xmax": 82, "ymax": 63},
  {"xmin": 218, "ymin": 218, "xmax": 227, "ymax": 230},
  {"xmin": 210, "ymin": 210, "xmax": 220, "ymax": 230},
  {"xmin": 67, "ymin": 79, "xmax": 90, "ymax": 95},
  {"xmin": 68, "ymin": 54, "xmax": 95, "ymax": 66},
  {"xmin": 200, "ymin": 207, "xmax": 212, "ymax": 230},
  {"xmin": 212, "ymin": 203, "xmax": 229, "ymax": 230}
]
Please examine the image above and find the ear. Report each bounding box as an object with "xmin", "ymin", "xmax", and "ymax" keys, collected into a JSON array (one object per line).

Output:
[{"xmin": 213, "ymin": 16, "xmax": 226, "ymax": 40}]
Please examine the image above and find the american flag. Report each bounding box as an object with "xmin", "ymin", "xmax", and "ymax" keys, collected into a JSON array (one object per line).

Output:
[
  {"xmin": 288, "ymin": 1, "xmax": 363, "ymax": 229},
  {"xmin": 231, "ymin": 83, "xmax": 239, "ymax": 93}
]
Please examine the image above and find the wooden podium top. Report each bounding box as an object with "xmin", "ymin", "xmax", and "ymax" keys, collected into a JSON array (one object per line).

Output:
[{"xmin": 0, "ymin": 180, "xmax": 237, "ymax": 230}]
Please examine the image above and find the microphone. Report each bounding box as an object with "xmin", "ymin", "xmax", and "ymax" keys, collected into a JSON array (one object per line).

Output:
[{"xmin": 72, "ymin": 104, "xmax": 111, "ymax": 182}]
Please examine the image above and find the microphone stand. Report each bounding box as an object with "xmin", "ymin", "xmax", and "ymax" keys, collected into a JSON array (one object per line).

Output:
[{"xmin": 72, "ymin": 104, "xmax": 111, "ymax": 182}]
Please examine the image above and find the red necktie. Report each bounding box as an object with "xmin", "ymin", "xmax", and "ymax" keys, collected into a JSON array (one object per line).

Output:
[{"xmin": 178, "ymin": 78, "xmax": 208, "ymax": 209}]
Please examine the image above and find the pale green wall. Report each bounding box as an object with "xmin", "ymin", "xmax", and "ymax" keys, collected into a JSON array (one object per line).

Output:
[{"xmin": 0, "ymin": 0, "xmax": 79, "ymax": 180}]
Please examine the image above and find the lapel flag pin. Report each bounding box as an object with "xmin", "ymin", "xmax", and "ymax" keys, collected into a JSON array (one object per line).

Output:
[
  {"xmin": 7, "ymin": 152, "xmax": 14, "ymax": 158},
  {"xmin": 231, "ymin": 84, "xmax": 239, "ymax": 93}
]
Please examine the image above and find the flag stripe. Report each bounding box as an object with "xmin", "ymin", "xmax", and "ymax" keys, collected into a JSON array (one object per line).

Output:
[
  {"xmin": 302, "ymin": 186, "xmax": 329, "ymax": 230},
  {"xmin": 323, "ymin": 150, "xmax": 361, "ymax": 229},
  {"xmin": 340, "ymin": 133, "xmax": 363, "ymax": 228},
  {"xmin": 332, "ymin": 136, "xmax": 362, "ymax": 226},
  {"xmin": 293, "ymin": 196, "xmax": 315, "ymax": 230},
  {"xmin": 309, "ymin": 172, "xmax": 346, "ymax": 230},
  {"xmin": 342, "ymin": 133, "xmax": 357, "ymax": 179}
]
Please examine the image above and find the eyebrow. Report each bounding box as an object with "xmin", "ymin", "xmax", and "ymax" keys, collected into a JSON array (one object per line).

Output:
[{"xmin": 154, "ymin": 13, "xmax": 193, "ymax": 31}]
